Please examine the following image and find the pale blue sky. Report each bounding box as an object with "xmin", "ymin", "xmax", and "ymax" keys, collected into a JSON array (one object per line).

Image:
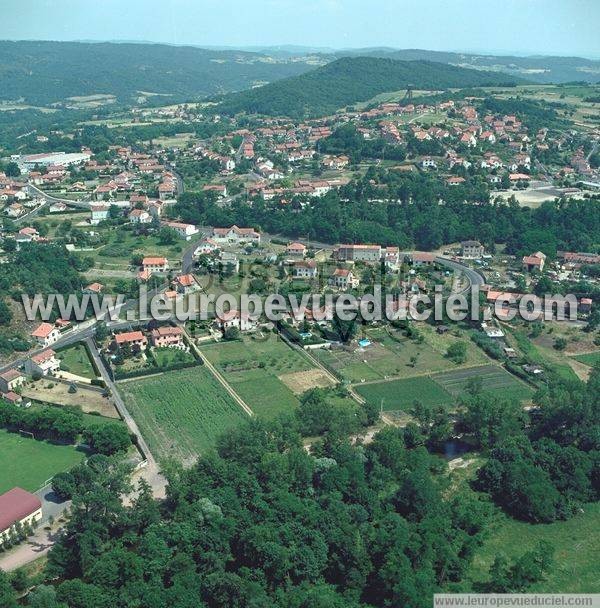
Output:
[{"xmin": 2, "ymin": 0, "xmax": 599, "ymax": 58}]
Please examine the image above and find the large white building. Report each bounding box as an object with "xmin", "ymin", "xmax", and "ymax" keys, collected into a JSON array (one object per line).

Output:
[{"xmin": 14, "ymin": 152, "xmax": 92, "ymax": 173}]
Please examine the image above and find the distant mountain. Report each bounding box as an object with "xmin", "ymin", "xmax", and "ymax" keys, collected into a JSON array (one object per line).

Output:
[
  {"xmin": 335, "ymin": 49, "xmax": 600, "ymax": 84},
  {"xmin": 0, "ymin": 41, "xmax": 318, "ymax": 106},
  {"xmin": 215, "ymin": 56, "xmax": 526, "ymax": 118}
]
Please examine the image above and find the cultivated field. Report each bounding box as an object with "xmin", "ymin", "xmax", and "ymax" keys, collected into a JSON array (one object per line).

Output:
[
  {"xmin": 0, "ymin": 429, "xmax": 87, "ymax": 494},
  {"xmin": 355, "ymin": 364, "xmax": 533, "ymax": 413},
  {"xmin": 355, "ymin": 376, "xmax": 452, "ymax": 411},
  {"xmin": 433, "ymin": 364, "xmax": 533, "ymax": 402},
  {"xmin": 200, "ymin": 334, "xmax": 321, "ymax": 419},
  {"xmin": 119, "ymin": 367, "xmax": 249, "ymax": 462},
  {"xmin": 573, "ymin": 351, "xmax": 600, "ymax": 368}
]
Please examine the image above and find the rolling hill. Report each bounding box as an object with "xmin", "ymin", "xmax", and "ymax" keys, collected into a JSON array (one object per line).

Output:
[
  {"xmin": 215, "ymin": 56, "xmax": 526, "ymax": 118},
  {"xmin": 338, "ymin": 49, "xmax": 600, "ymax": 84},
  {"xmin": 0, "ymin": 40, "xmax": 318, "ymax": 106}
]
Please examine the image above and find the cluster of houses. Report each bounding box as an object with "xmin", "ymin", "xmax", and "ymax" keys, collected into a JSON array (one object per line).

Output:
[{"xmin": 111, "ymin": 325, "xmax": 186, "ymax": 353}]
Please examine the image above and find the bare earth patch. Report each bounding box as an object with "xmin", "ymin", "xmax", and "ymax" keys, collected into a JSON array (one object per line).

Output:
[
  {"xmin": 22, "ymin": 381, "xmax": 119, "ymax": 418},
  {"xmin": 278, "ymin": 369, "xmax": 335, "ymax": 394}
]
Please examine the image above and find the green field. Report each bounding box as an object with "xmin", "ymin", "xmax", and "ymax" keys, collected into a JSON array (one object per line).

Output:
[
  {"xmin": 153, "ymin": 347, "xmax": 196, "ymax": 367},
  {"xmin": 433, "ymin": 365, "xmax": 534, "ymax": 402},
  {"xmin": 201, "ymin": 335, "xmax": 314, "ymax": 419},
  {"xmin": 56, "ymin": 343, "xmax": 97, "ymax": 379},
  {"xmin": 356, "ymin": 376, "xmax": 453, "ymax": 411},
  {"xmin": 119, "ymin": 367, "xmax": 249, "ymax": 462},
  {"xmin": 0, "ymin": 429, "xmax": 87, "ymax": 494},
  {"xmin": 469, "ymin": 503, "xmax": 600, "ymax": 593},
  {"xmin": 573, "ymin": 351, "xmax": 600, "ymax": 367}
]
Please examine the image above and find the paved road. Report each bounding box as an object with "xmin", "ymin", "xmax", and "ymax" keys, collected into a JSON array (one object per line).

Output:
[
  {"xmin": 435, "ymin": 256, "xmax": 486, "ymax": 291},
  {"xmin": 85, "ymin": 337, "xmax": 166, "ymax": 498}
]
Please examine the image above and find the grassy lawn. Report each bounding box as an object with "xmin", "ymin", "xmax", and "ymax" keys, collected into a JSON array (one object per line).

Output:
[
  {"xmin": 119, "ymin": 367, "xmax": 249, "ymax": 462},
  {"xmin": 152, "ymin": 347, "xmax": 196, "ymax": 367},
  {"xmin": 573, "ymin": 351, "xmax": 600, "ymax": 367},
  {"xmin": 432, "ymin": 365, "xmax": 533, "ymax": 402},
  {"xmin": 0, "ymin": 429, "xmax": 87, "ymax": 494},
  {"xmin": 469, "ymin": 503, "xmax": 600, "ymax": 593},
  {"xmin": 355, "ymin": 376, "xmax": 453, "ymax": 411},
  {"xmin": 200, "ymin": 335, "xmax": 314, "ymax": 419},
  {"xmin": 56, "ymin": 343, "xmax": 97, "ymax": 379}
]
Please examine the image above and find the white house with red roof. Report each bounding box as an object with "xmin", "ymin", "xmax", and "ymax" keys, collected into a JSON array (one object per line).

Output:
[
  {"xmin": 142, "ymin": 257, "xmax": 169, "ymax": 275},
  {"xmin": 30, "ymin": 322, "xmax": 60, "ymax": 347},
  {"xmin": 286, "ymin": 242, "xmax": 307, "ymax": 258},
  {"xmin": 212, "ymin": 225, "xmax": 261, "ymax": 245},
  {"xmin": 172, "ymin": 273, "xmax": 199, "ymax": 295},
  {"xmin": 329, "ymin": 268, "xmax": 359, "ymax": 290},
  {"xmin": 151, "ymin": 326, "xmax": 185, "ymax": 349},
  {"xmin": 293, "ymin": 260, "xmax": 317, "ymax": 279},
  {"xmin": 161, "ymin": 220, "xmax": 199, "ymax": 241},
  {"xmin": 26, "ymin": 349, "xmax": 60, "ymax": 376},
  {"xmin": 114, "ymin": 330, "xmax": 147, "ymax": 351},
  {"xmin": 215, "ymin": 310, "xmax": 255, "ymax": 332}
]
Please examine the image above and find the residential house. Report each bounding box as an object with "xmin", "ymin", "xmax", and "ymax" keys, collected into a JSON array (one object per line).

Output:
[
  {"xmin": 411, "ymin": 252, "xmax": 436, "ymax": 267},
  {"xmin": 522, "ymin": 251, "xmax": 546, "ymax": 272},
  {"xmin": 172, "ymin": 274, "xmax": 198, "ymax": 295},
  {"xmin": 335, "ymin": 244, "xmax": 382, "ymax": 263},
  {"xmin": 83, "ymin": 282, "xmax": 104, "ymax": 295},
  {"xmin": 30, "ymin": 323, "xmax": 60, "ymax": 347},
  {"xmin": 129, "ymin": 208, "xmax": 152, "ymax": 224},
  {"xmin": 142, "ymin": 257, "xmax": 169, "ymax": 274},
  {"xmin": 114, "ymin": 331, "xmax": 148, "ymax": 351},
  {"xmin": 0, "ymin": 369, "xmax": 26, "ymax": 394},
  {"xmin": 329, "ymin": 268, "xmax": 359, "ymax": 290},
  {"xmin": 162, "ymin": 220, "xmax": 199, "ymax": 241},
  {"xmin": 151, "ymin": 326, "xmax": 185, "ymax": 349},
  {"xmin": 25, "ymin": 349, "xmax": 60, "ymax": 376},
  {"xmin": 90, "ymin": 204, "xmax": 110, "ymax": 225},
  {"xmin": 286, "ymin": 242, "xmax": 307, "ymax": 258},
  {"xmin": 461, "ymin": 240, "xmax": 485, "ymax": 259},
  {"xmin": 293, "ymin": 260, "xmax": 318, "ymax": 279},
  {"xmin": 216, "ymin": 310, "xmax": 255, "ymax": 332},
  {"xmin": 212, "ymin": 225, "xmax": 261, "ymax": 245}
]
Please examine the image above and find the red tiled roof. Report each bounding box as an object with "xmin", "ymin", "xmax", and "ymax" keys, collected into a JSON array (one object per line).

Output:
[
  {"xmin": 115, "ymin": 331, "xmax": 146, "ymax": 344},
  {"xmin": 0, "ymin": 488, "xmax": 41, "ymax": 533},
  {"xmin": 31, "ymin": 323, "xmax": 55, "ymax": 338}
]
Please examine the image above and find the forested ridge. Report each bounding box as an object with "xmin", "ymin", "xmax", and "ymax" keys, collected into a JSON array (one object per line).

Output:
[
  {"xmin": 0, "ymin": 41, "xmax": 316, "ymax": 105},
  {"xmin": 216, "ymin": 57, "xmax": 525, "ymax": 118}
]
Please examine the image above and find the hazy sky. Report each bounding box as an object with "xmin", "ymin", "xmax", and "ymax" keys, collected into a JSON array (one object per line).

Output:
[{"xmin": 2, "ymin": 0, "xmax": 599, "ymax": 58}]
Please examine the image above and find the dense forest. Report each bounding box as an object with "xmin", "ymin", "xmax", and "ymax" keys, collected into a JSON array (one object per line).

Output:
[
  {"xmin": 1, "ymin": 365, "xmax": 596, "ymax": 607},
  {"xmin": 176, "ymin": 179, "xmax": 600, "ymax": 256},
  {"xmin": 0, "ymin": 41, "xmax": 317, "ymax": 105},
  {"xmin": 216, "ymin": 57, "xmax": 525, "ymax": 118}
]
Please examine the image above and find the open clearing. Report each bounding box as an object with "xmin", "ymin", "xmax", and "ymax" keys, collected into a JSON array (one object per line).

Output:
[
  {"xmin": 0, "ymin": 429, "xmax": 87, "ymax": 494},
  {"xmin": 201, "ymin": 335, "xmax": 317, "ymax": 419},
  {"xmin": 22, "ymin": 380, "xmax": 118, "ymax": 418},
  {"xmin": 278, "ymin": 368, "xmax": 335, "ymax": 394},
  {"xmin": 119, "ymin": 367, "xmax": 248, "ymax": 462},
  {"xmin": 469, "ymin": 503, "xmax": 600, "ymax": 593}
]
